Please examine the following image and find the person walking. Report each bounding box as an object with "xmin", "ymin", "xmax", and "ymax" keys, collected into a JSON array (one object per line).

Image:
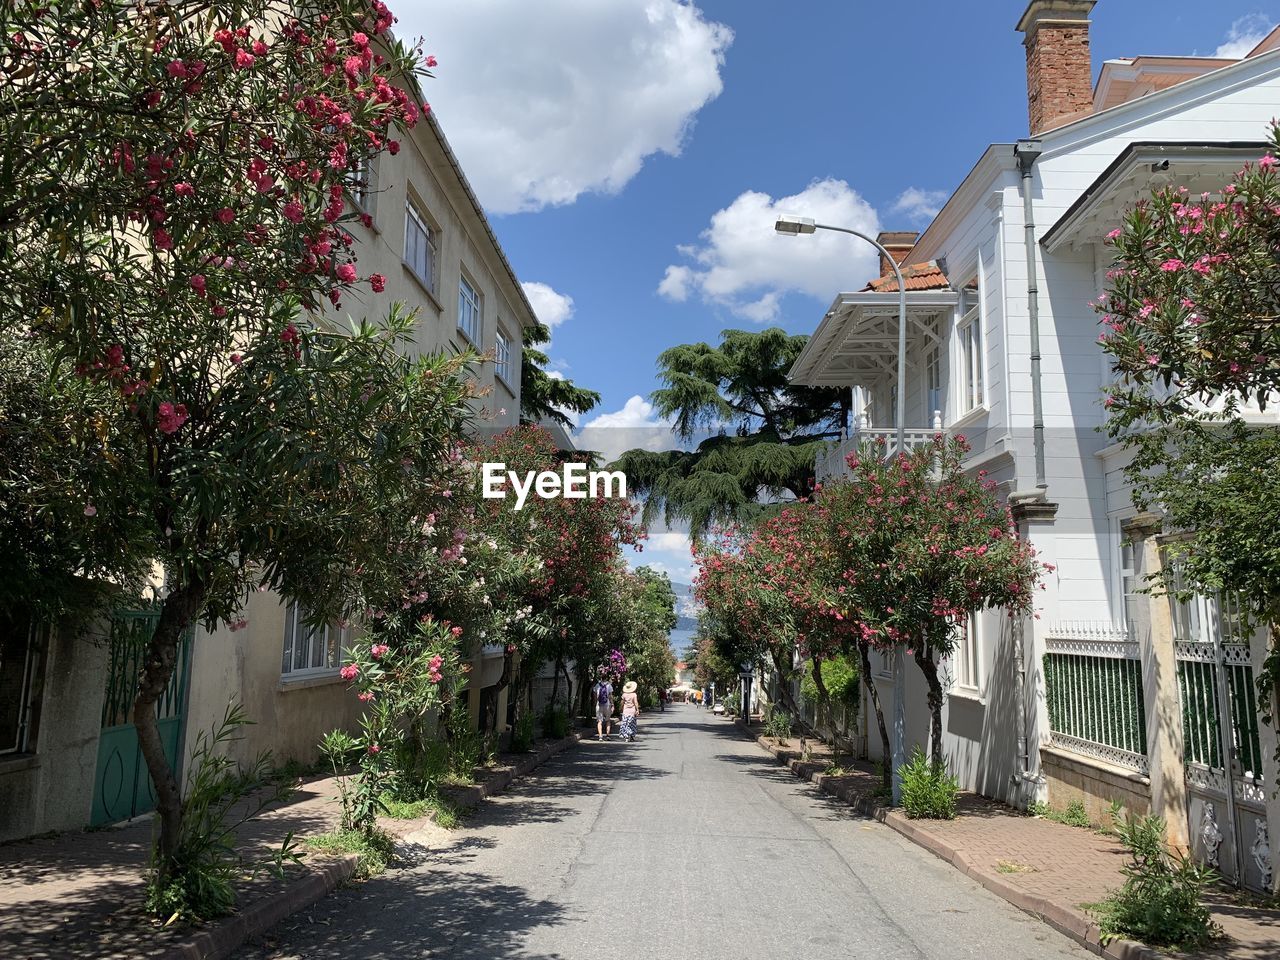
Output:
[
  {"xmin": 594, "ymin": 675, "xmax": 614, "ymax": 740},
  {"xmin": 619, "ymin": 681, "xmax": 640, "ymax": 742}
]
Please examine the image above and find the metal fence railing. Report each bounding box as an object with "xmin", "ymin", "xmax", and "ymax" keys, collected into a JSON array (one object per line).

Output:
[{"xmin": 1043, "ymin": 623, "xmax": 1149, "ymax": 774}]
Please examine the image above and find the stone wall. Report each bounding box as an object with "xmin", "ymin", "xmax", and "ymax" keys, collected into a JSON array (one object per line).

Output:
[{"xmin": 1040, "ymin": 745, "xmax": 1151, "ymax": 825}]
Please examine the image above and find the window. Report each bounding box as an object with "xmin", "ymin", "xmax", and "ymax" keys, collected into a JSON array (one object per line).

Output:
[
  {"xmin": 1, "ymin": 611, "xmax": 43, "ymax": 756},
  {"xmin": 347, "ymin": 154, "xmax": 376, "ymax": 214},
  {"xmin": 952, "ymin": 612, "xmax": 982, "ymax": 693},
  {"xmin": 1118, "ymin": 526, "xmax": 1140, "ymax": 633},
  {"xmin": 404, "ymin": 200, "xmax": 439, "ymax": 295},
  {"xmin": 458, "ymin": 275, "xmax": 482, "ymax": 344},
  {"xmin": 958, "ymin": 297, "xmax": 984, "ymax": 414},
  {"xmin": 495, "ymin": 329, "xmax": 512, "ymax": 385},
  {"xmin": 281, "ymin": 602, "xmax": 349, "ymax": 679},
  {"xmin": 925, "ymin": 345, "xmax": 943, "ymax": 423}
]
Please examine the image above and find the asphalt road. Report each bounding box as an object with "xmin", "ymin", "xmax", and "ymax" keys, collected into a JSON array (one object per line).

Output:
[{"xmin": 237, "ymin": 706, "xmax": 1093, "ymax": 959}]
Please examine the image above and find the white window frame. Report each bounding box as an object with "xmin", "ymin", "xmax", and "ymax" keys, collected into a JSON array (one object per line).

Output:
[
  {"xmin": 1113, "ymin": 516, "xmax": 1140, "ymax": 635},
  {"xmin": 281, "ymin": 602, "xmax": 349, "ymax": 680},
  {"xmin": 346, "ymin": 154, "xmax": 376, "ymax": 215},
  {"xmin": 925, "ymin": 344, "xmax": 943, "ymax": 423},
  {"xmin": 458, "ymin": 274, "xmax": 482, "ymax": 345},
  {"xmin": 404, "ymin": 199, "xmax": 439, "ymax": 296},
  {"xmin": 952, "ymin": 611, "xmax": 983, "ymax": 695},
  {"xmin": 1, "ymin": 616, "xmax": 42, "ymax": 756},
  {"xmin": 957, "ymin": 301, "xmax": 984, "ymax": 415},
  {"xmin": 495, "ymin": 328, "xmax": 513, "ymax": 386}
]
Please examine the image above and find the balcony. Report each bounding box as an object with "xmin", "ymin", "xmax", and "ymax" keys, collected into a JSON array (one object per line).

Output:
[{"xmin": 816, "ymin": 412, "xmax": 944, "ymax": 481}]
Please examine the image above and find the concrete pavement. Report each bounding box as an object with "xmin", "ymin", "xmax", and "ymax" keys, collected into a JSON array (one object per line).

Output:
[{"xmin": 237, "ymin": 706, "xmax": 1093, "ymax": 959}]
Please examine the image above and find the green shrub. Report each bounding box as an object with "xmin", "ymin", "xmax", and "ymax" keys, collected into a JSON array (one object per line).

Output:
[
  {"xmin": 1089, "ymin": 811, "xmax": 1221, "ymax": 949},
  {"xmin": 764, "ymin": 708, "xmax": 792, "ymax": 742},
  {"xmin": 380, "ymin": 790, "xmax": 462, "ymax": 829},
  {"xmin": 541, "ymin": 704, "xmax": 570, "ymax": 739},
  {"xmin": 800, "ymin": 654, "xmax": 860, "ymax": 707},
  {"xmin": 510, "ymin": 709, "xmax": 536, "ymax": 753},
  {"xmin": 145, "ymin": 704, "xmax": 301, "ymax": 922},
  {"xmin": 1028, "ymin": 798, "xmax": 1096, "ymax": 829},
  {"xmin": 319, "ymin": 728, "xmax": 389, "ymax": 830},
  {"xmin": 899, "ymin": 747, "xmax": 959, "ymax": 819}
]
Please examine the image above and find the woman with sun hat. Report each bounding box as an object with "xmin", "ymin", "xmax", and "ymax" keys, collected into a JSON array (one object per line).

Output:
[{"xmin": 618, "ymin": 680, "xmax": 640, "ymax": 742}]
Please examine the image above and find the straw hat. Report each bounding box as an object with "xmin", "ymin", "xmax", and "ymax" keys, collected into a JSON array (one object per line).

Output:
[{"xmin": 623, "ymin": 680, "xmax": 638, "ymax": 693}]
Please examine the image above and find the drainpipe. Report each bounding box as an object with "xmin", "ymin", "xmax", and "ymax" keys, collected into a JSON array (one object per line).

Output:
[
  {"xmin": 1014, "ymin": 139, "xmax": 1047, "ymax": 492},
  {"xmin": 1011, "ymin": 138, "xmax": 1047, "ymax": 802}
]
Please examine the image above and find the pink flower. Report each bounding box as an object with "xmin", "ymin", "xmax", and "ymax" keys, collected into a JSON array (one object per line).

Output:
[
  {"xmin": 340, "ymin": 663, "xmax": 359, "ymax": 681},
  {"xmin": 229, "ymin": 618, "xmax": 249, "ymax": 632},
  {"xmin": 189, "ymin": 274, "xmax": 206, "ymax": 296},
  {"xmin": 280, "ymin": 323, "xmax": 300, "ymax": 345},
  {"xmin": 166, "ymin": 59, "xmax": 188, "ymax": 78},
  {"xmin": 174, "ymin": 181, "xmax": 194, "ymax": 197},
  {"xmin": 156, "ymin": 401, "xmax": 189, "ymax": 434},
  {"xmin": 230, "ymin": 352, "xmax": 243, "ymax": 365},
  {"xmin": 368, "ymin": 744, "xmax": 381, "ymax": 754},
  {"xmin": 336, "ymin": 263, "xmax": 357, "ymax": 283},
  {"xmin": 282, "ymin": 200, "xmax": 304, "ymax": 223},
  {"xmin": 234, "ymin": 49, "xmax": 255, "ymax": 69},
  {"xmin": 1260, "ymin": 154, "xmax": 1278, "ymax": 170},
  {"xmin": 153, "ymin": 228, "xmax": 174, "ymax": 251},
  {"xmin": 370, "ymin": 273, "xmax": 386, "ymax": 293},
  {"xmin": 358, "ymin": 691, "xmax": 374, "ymax": 702},
  {"xmin": 254, "ymin": 174, "xmax": 275, "ymax": 194},
  {"xmin": 370, "ymin": 643, "xmax": 390, "ymax": 659},
  {"xmin": 1159, "ymin": 259, "xmax": 1184, "ymax": 272},
  {"xmin": 1106, "ymin": 228, "xmax": 1121, "ymax": 240},
  {"xmin": 388, "ymin": 140, "xmax": 400, "ymax": 155},
  {"xmin": 251, "ymin": 40, "xmax": 268, "ymax": 56},
  {"xmin": 213, "ymin": 206, "xmax": 235, "ymax": 224},
  {"xmin": 83, "ymin": 503, "xmax": 97, "ymax": 517},
  {"xmin": 425, "ymin": 55, "xmax": 438, "ymax": 68}
]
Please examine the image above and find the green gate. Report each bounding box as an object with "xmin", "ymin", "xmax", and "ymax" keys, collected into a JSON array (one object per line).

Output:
[{"xmin": 91, "ymin": 608, "xmax": 192, "ymax": 827}]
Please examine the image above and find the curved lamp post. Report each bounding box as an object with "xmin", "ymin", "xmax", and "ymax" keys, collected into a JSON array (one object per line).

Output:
[{"xmin": 774, "ymin": 214, "xmax": 909, "ymax": 805}]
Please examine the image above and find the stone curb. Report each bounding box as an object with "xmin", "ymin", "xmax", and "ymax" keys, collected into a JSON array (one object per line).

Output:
[
  {"xmin": 734, "ymin": 720, "xmax": 1164, "ymax": 960},
  {"xmin": 159, "ymin": 731, "xmax": 582, "ymax": 960}
]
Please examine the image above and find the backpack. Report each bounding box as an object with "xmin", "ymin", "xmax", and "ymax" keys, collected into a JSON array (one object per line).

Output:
[{"xmin": 597, "ymin": 682, "xmax": 610, "ymax": 705}]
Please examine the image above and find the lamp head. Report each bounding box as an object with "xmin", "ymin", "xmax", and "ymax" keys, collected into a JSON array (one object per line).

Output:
[{"xmin": 774, "ymin": 215, "xmax": 816, "ymax": 236}]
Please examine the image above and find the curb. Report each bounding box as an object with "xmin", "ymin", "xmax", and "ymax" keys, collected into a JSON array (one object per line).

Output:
[
  {"xmin": 735, "ymin": 721, "xmax": 1163, "ymax": 960},
  {"xmin": 160, "ymin": 731, "xmax": 581, "ymax": 960}
]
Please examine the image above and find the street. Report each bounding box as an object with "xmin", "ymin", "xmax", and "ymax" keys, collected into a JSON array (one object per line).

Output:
[{"xmin": 238, "ymin": 707, "xmax": 1092, "ymax": 959}]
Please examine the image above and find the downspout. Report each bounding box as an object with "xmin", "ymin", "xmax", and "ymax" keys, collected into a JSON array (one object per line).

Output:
[
  {"xmin": 1011, "ymin": 138, "xmax": 1046, "ymax": 800},
  {"xmin": 1014, "ymin": 138, "xmax": 1047, "ymax": 492}
]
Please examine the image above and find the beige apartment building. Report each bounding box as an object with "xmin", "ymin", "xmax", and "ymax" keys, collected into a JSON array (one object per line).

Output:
[{"xmin": 2, "ymin": 106, "xmax": 541, "ymax": 839}]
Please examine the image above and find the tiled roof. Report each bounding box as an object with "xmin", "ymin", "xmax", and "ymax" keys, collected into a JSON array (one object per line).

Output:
[{"xmin": 863, "ymin": 261, "xmax": 950, "ymax": 293}]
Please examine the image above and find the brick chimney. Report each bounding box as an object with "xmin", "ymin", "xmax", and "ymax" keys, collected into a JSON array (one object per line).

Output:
[
  {"xmin": 1017, "ymin": 1, "xmax": 1096, "ymax": 134},
  {"xmin": 876, "ymin": 231, "xmax": 918, "ymax": 278}
]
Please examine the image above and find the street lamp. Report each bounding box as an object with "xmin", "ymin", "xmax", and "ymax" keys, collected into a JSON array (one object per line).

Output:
[{"xmin": 774, "ymin": 214, "xmax": 909, "ymax": 805}]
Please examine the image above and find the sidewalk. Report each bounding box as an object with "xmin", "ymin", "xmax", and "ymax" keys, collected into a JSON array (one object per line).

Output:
[
  {"xmin": 739, "ymin": 721, "xmax": 1280, "ymax": 960},
  {"xmin": 0, "ymin": 733, "xmax": 579, "ymax": 960}
]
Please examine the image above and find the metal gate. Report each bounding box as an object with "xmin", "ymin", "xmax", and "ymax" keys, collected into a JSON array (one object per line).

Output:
[
  {"xmin": 1174, "ymin": 588, "xmax": 1272, "ymax": 892},
  {"xmin": 90, "ymin": 608, "xmax": 192, "ymax": 827}
]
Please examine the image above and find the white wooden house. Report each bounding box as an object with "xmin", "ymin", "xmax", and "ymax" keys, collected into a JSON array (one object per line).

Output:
[{"xmin": 790, "ymin": 1, "xmax": 1280, "ymax": 891}]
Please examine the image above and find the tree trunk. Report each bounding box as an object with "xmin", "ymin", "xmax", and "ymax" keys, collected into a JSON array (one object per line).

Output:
[
  {"xmin": 809, "ymin": 654, "xmax": 834, "ymax": 752},
  {"xmin": 133, "ymin": 578, "xmax": 207, "ymax": 879},
  {"xmin": 549, "ymin": 656, "xmax": 562, "ymax": 710},
  {"xmin": 856, "ymin": 640, "xmax": 891, "ymax": 794},
  {"xmin": 913, "ymin": 648, "xmax": 945, "ymax": 764}
]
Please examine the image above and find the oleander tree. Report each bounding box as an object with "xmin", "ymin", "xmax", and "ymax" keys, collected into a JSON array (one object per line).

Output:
[
  {"xmin": 0, "ymin": 0, "xmax": 472, "ymax": 886},
  {"xmin": 813, "ymin": 437, "xmax": 1047, "ymax": 764},
  {"xmin": 1097, "ymin": 125, "xmax": 1280, "ymax": 735}
]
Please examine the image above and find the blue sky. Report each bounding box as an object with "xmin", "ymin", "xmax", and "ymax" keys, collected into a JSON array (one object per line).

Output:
[{"xmin": 395, "ymin": 1, "xmax": 1278, "ymax": 583}]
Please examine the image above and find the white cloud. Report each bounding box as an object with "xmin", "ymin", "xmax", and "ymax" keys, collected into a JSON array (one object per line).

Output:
[
  {"xmin": 1213, "ymin": 14, "xmax": 1274, "ymax": 57},
  {"xmin": 657, "ymin": 265, "xmax": 694, "ymax": 302},
  {"xmin": 658, "ymin": 178, "xmax": 880, "ymax": 323},
  {"xmin": 891, "ymin": 187, "xmax": 949, "ymax": 225},
  {"xmin": 573, "ymin": 395, "xmax": 677, "ymax": 463},
  {"xmin": 397, "ymin": 1, "xmax": 732, "ymax": 214},
  {"xmin": 625, "ymin": 524, "xmax": 696, "ymax": 586},
  {"xmin": 521, "ymin": 281, "xmax": 574, "ymax": 329}
]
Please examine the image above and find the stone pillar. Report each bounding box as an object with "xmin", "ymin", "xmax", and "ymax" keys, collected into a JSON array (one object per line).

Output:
[{"xmin": 1125, "ymin": 513, "xmax": 1189, "ymax": 848}]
